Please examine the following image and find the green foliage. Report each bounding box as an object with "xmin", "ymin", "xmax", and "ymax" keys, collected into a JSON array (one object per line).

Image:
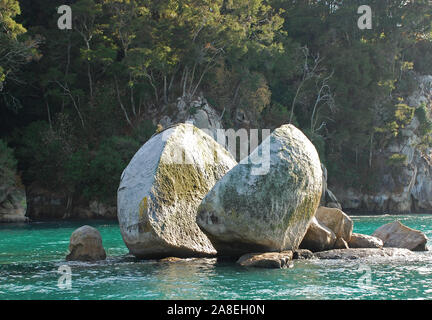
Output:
[
  {"xmin": 78, "ymin": 136, "xmax": 140, "ymax": 203},
  {"xmin": 387, "ymin": 153, "xmax": 408, "ymax": 168},
  {"xmin": 3, "ymin": 0, "xmax": 432, "ymax": 206}
]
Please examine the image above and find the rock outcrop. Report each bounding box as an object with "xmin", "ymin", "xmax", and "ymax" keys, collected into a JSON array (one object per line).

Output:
[
  {"xmin": 372, "ymin": 221, "xmax": 428, "ymax": 251},
  {"xmin": 314, "ymin": 248, "xmax": 414, "ymax": 260},
  {"xmin": 158, "ymin": 96, "xmax": 224, "ymax": 142},
  {"xmin": 0, "ymin": 140, "xmax": 27, "ymax": 223},
  {"xmin": 314, "ymin": 207, "xmax": 353, "ymax": 242},
  {"xmin": 117, "ymin": 123, "xmax": 237, "ymax": 258},
  {"xmin": 300, "ymin": 217, "xmax": 336, "ymax": 252},
  {"xmin": 0, "ymin": 179, "xmax": 27, "ymax": 223},
  {"xmin": 197, "ymin": 124, "xmax": 323, "ymax": 256},
  {"xmin": 236, "ymin": 251, "xmax": 293, "ymax": 269},
  {"xmin": 332, "ymin": 74, "xmax": 432, "ymax": 213},
  {"xmin": 349, "ymin": 233, "xmax": 383, "ymax": 248},
  {"xmin": 66, "ymin": 225, "xmax": 106, "ymax": 261}
]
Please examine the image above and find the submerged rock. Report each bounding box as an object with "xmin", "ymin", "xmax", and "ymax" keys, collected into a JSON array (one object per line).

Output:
[
  {"xmin": 117, "ymin": 123, "xmax": 236, "ymax": 258},
  {"xmin": 66, "ymin": 225, "xmax": 106, "ymax": 261},
  {"xmin": 293, "ymin": 249, "xmax": 314, "ymax": 260},
  {"xmin": 197, "ymin": 124, "xmax": 323, "ymax": 256},
  {"xmin": 236, "ymin": 251, "xmax": 293, "ymax": 269},
  {"xmin": 314, "ymin": 248, "xmax": 414, "ymax": 260},
  {"xmin": 372, "ymin": 221, "xmax": 428, "ymax": 251},
  {"xmin": 300, "ymin": 217, "xmax": 336, "ymax": 252},
  {"xmin": 349, "ymin": 233, "xmax": 383, "ymax": 249},
  {"xmin": 314, "ymin": 207, "xmax": 353, "ymax": 242}
]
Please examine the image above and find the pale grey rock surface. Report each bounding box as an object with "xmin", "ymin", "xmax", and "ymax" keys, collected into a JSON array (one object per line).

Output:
[
  {"xmin": 236, "ymin": 251, "xmax": 293, "ymax": 269},
  {"xmin": 349, "ymin": 233, "xmax": 383, "ymax": 248},
  {"xmin": 300, "ymin": 217, "xmax": 337, "ymax": 252},
  {"xmin": 314, "ymin": 248, "xmax": 414, "ymax": 260},
  {"xmin": 197, "ymin": 124, "xmax": 323, "ymax": 256},
  {"xmin": 372, "ymin": 221, "xmax": 428, "ymax": 251},
  {"xmin": 314, "ymin": 207, "xmax": 353, "ymax": 242},
  {"xmin": 66, "ymin": 225, "xmax": 106, "ymax": 261},
  {"xmin": 117, "ymin": 123, "xmax": 237, "ymax": 258}
]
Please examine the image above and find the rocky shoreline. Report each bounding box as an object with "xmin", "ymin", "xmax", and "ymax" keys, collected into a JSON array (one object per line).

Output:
[{"xmin": 63, "ymin": 123, "xmax": 429, "ymax": 271}]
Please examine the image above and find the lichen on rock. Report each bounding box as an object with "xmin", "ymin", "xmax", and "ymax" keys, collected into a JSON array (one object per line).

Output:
[{"xmin": 117, "ymin": 123, "xmax": 237, "ymax": 258}]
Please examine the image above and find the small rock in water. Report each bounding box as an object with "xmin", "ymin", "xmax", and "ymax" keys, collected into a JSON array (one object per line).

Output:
[
  {"xmin": 314, "ymin": 248, "xmax": 414, "ymax": 260},
  {"xmin": 66, "ymin": 225, "xmax": 106, "ymax": 261},
  {"xmin": 314, "ymin": 207, "xmax": 353, "ymax": 242},
  {"xmin": 237, "ymin": 251, "xmax": 293, "ymax": 269},
  {"xmin": 349, "ymin": 233, "xmax": 383, "ymax": 249},
  {"xmin": 300, "ymin": 217, "xmax": 336, "ymax": 252},
  {"xmin": 372, "ymin": 221, "xmax": 428, "ymax": 251},
  {"xmin": 197, "ymin": 124, "xmax": 323, "ymax": 256}
]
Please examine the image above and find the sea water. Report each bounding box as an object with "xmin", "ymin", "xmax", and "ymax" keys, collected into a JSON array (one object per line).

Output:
[{"xmin": 1, "ymin": 215, "xmax": 432, "ymax": 300}]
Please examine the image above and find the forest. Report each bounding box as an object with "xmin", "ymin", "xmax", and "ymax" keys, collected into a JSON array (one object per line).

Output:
[{"xmin": 1, "ymin": 0, "xmax": 432, "ymax": 215}]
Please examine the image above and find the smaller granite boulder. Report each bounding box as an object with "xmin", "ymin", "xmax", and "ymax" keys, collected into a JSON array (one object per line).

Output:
[
  {"xmin": 372, "ymin": 221, "xmax": 428, "ymax": 251},
  {"xmin": 66, "ymin": 225, "xmax": 106, "ymax": 261},
  {"xmin": 237, "ymin": 251, "xmax": 293, "ymax": 269},
  {"xmin": 315, "ymin": 207, "xmax": 353, "ymax": 242},
  {"xmin": 349, "ymin": 233, "xmax": 383, "ymax": 249},
  {"xmin": 300, "ymin": 217, "xmax": 336, "ymax": 252},
  {"xmin": 314, "ymin": 248, "xmax": 414, "ymax": 260}
]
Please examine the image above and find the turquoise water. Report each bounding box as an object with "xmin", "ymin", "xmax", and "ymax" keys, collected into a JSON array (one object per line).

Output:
[{"xmin": 1, "ymin": 215, "xmax": 432, "ymax": 300}]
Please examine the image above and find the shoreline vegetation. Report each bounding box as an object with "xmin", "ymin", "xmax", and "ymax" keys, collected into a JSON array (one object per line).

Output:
[{"xmin": 1, "ymin": 1, "xmax": 432, "ymax": 222}]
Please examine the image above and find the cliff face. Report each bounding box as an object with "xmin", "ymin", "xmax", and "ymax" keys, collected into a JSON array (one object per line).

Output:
[{"xmin": 333, "ymin": 75, "xmax": 432, "ymax": 214}]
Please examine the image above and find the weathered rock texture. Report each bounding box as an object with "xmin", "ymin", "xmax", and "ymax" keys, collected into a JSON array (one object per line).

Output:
[
  {"xmin": 158, "ymin": 96, "xmax": 224, "ymax": 141},
  {"xmin": 333, "ymin": 74, "xmax": 432, "ymax": 213},
  {"xmin": 236, "ymin": 251, "xmax": 293, "ymax": 269},
  {"xmin": 0, "ymin": 176, "xmax": 27, "ymax": 223},
  {"xmin": 293, "ymin": 249, "xmax": 315, "ymax": 260},
  {"xmin": 349, "ymin": 233, "xmax": 383, "ymax": 249},
  {"xmin": 314, "ymin": 207, "xmax": 353, "ymax": 242},
  {"xmin": 117, "ymin": 123, "xmax": 237, "ymax": 258},
  {"xmin": 314, "ymin": 248, "xmax": 414, "ymax": 260},
  {"xmin": 197, "ymin": 124, "xmax": 323, "ymax": 256},
  {"xmin": 66, "ymin": 225, "xmax": 106, "ymax": 261},
  {"xmin": 372, "ymin": 221, "xmax": 428, "ymax": 251},
  {"xmin": 300, "ymin": 217, "xmax": 336, "ymax": 252}
]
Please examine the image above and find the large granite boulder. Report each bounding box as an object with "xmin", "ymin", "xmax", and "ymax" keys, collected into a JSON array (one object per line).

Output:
[
  {"xmin": 66, "ymin": 225, "xmax": 106, "ymax": 261},
  {"xmin": 300, "ymin": 217, "xmax": 336, "ymax": 252},
  {"xmin": 314, "ymin": 248, "xmax": 414, "ymax": 260},
  {"xmin": 349, "ymin": 233, "xmax": 383, "ymax": 249},
  {"xmin": 117, "ymin": 123, "xmax": 237, "ymax": 258},
  {"xmin": 197, "ymin": 124, "xmax": 323, "ymax": 256},
  {"xmin": 372, "ymin": 221, "xmax": 428, "ymax": 251},
  {"xmin": 236, "ymin": 251, "xmax": 293, "ymax": 269},
  {"xmin": 314, "ymin": 207, "xmax": 353, "ymax": 242}
]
